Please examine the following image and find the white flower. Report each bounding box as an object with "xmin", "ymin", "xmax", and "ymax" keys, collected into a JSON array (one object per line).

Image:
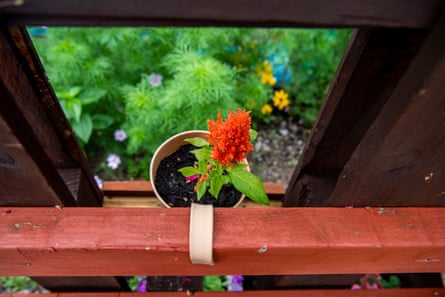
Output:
[
  {"xmin": 114, "ymin": 129, "xmax": 127, "ymax": 142},
  {"xmin": 106, "ymin": 153, "xmax": 121, "ymax": 170},
  {"xmin": 148, "ymin": 73, "xmax": 163, "ymax": 87},
  {"xmin": 94, "ymin": 175, "xmax": 103, "ymax": 189}
]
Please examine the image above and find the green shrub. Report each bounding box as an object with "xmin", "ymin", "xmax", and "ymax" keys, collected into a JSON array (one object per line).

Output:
[
  {"xmin": 0, "ymin": 276, "xmax": 44, "ymax": 293},
  {"xmin": 31, "ymin": 27, "xmax": 351, "ymax": 180}
]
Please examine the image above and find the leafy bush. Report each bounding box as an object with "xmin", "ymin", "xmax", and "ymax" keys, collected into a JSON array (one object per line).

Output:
[
  {"xmin": 31, "ymin": 27, "xmax": 350, "ymax": 180},
  {"xmin": 0, "ymin": 276, "xmax": 45, "ymax": 293}
]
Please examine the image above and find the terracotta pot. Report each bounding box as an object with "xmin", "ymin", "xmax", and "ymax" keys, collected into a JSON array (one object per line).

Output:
[{"xmin": 150, "ymin": 130, "xmax": 246, "ymax": 208}]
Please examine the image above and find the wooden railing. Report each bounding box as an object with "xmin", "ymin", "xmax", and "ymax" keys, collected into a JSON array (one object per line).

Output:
[{"xmin": 1, "ymin": 0, "xmax": 445, "ymax": 295}]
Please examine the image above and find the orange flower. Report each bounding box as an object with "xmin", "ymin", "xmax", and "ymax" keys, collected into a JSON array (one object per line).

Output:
[{"xmin": 207, "ymin": 109, "xmax": 253, "ymax": 166}]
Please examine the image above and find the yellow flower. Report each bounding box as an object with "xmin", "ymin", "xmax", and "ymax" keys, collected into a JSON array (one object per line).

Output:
[
  {"xmin": 261, "ymin": 104, "xmax": 273, "ymax": 114},
  {"xmin": 262, "ymin": 61, "xmax": 273, "ymax": 74},
  {"xmin": 273, "ymin": 90, "xmax": 290, "ymax": 110},
  {"xmin": 261, "ymin": 73, "xmax": 276, "ymax": 86}
]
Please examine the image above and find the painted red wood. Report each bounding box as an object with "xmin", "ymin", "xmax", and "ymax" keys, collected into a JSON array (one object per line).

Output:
[
  {"xmin": 1, "ymin": 207, "xmax": 444, "ymax": 276},
  {"xmin": 3, "ymin": 288, "xmax": 445, "ymax": 296},
  {"xmin": 0, "ymin": 0, "xmax": 443, "ymax": 28}
]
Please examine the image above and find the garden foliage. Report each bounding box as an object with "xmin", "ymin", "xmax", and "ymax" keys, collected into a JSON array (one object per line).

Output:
[{"xmin": 31, "ymin": 27, "xmax": 350, "ymax": 180}]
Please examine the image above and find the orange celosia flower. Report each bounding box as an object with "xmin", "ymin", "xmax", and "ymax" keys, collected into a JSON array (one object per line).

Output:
[{"xmin": 207, "ymin": 109, "xmax": 253, "ymax": 166}]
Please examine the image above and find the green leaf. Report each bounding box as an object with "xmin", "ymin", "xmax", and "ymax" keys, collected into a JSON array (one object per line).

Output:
[
  {"xmin": 92, "ymin": 114, "xmax": 114, "ymax": 129},
  {"xmin": 60, "ymin": 98, "xmax": 82, "ymax": 122},
  {"xmin": 79, "ymin": 88, "xmax": 107, "ymax": 105},
  {"xmin": 72, "ymin": 113, "xmax": 93, "ymax": 143},
  {"xmin": 197, "ymin": 159, "xmax": 207, "ymax": 173},
  {"xmin": 209, "ymin": 174, "xmax": 224, "ymax": 198},
  {"xmin": 191, "ymin": 147, "xmax": 211, "ymax": 161},
  {"xmin": 185, "ymin": 137, "xmax": 209, "ymax": 147},
  {"xmin": 222, "ymin": 175, "xmax": 231, "ymax": 184},
  {"xmin": 178, "ymin": 166, "xmax": 199, "ymax": 177},
  {"xmin": 250, "ymin": 129, "xmax": 258, "ymax": 142},
  {"xmin": 227, "ymin": 167, "xmax": 269, "ymax": 205},
  {"xmin": 196, "ymin": 180, "xmax": 208, "ymax": 200},
  {"xmin": 58, "ymin": 86, "xmax": 82, "ymax": 100}
]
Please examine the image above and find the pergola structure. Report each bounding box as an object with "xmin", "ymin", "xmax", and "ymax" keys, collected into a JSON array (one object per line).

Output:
[{"xmin": 1, "ymin": 1, "xmax": 445, "ymax": 295}]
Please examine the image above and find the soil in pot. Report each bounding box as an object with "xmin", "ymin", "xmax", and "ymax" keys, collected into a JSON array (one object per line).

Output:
[{"xmin": 154, "ymin": 144, "xmax": 242, "ymax": 207}]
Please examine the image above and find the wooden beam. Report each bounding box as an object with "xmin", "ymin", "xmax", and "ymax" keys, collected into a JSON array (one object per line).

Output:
[
  {"xmin": 31, "ymin": 277, "xmax": 129, "ymax": 292},
  {"xmin": 0, "ymin": 51, "xmax": 75, "ymax": 206},
  {"xmin": 327, "ymin": 10, "xmax": 445, "ymax": 206},
  {"xmin": 0, "ymin": 27, "xmax": 103, "ymax": 206},
  {"xmin": 0, "ymin": 0, "xmax": 443, "ymax": 28},
  {"xmin": 4, "ymin": 289, "xmax": 445, "ymax": 297},
  {"xmin": 102, "ymin": 181, "xmax": 285, "ymax": 200},
  {"xmin": 283, "ymin": 28, "xmax": 428, "ymax": 206},
  {"xmin": 1, "ymin": 207, "xmax": 444, "ymax": 276}
]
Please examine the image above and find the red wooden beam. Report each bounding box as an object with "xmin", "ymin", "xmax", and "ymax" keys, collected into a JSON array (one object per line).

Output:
[
  {"xmin": 1, "ymin": 207, "xmax": 444, "ymax": 276},
  {"xmin": 4, "ymin": 289, "xmax": 445, "ymax": 297}
]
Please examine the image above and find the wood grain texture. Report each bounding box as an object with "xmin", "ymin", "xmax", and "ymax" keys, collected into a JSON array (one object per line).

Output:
[
  {"xmin": 0, "ymin": 117, "xmax": 64, "ymax": 206},
  {"xmin": 0, "ymin": 28, "xmax": 102, "ymax": 206},
  {"xmin": 3, "ymin": 289, "xmax": 445, "ymax": 297},
  {"xmin": 284, "ymin": 28, "xmax": 428, "ymax": 206},
  {"xmin": 102, "ymin": 181, "xmax": 284, "ymax": 200},
  {"xmin": 328, "ymin": 11, "xmax": 445, "ymax": 206},
  {"xmin": 1, "ymin": 207, "xmax": 444, "ymax": 276},
  {"xmin": 0, "ymin": 0, "xmax": 443, "ymax": 28}
]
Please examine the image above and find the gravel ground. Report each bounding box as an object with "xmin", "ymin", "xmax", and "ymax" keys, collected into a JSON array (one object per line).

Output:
[{"xmin": 248, "ymin": 117, "xmax": 309, "ymax": 187}]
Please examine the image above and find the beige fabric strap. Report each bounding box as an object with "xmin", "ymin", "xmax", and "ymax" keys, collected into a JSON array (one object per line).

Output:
[{"xmin": 189, "ymin": 203, "xmax": 214, "ymax": 265}]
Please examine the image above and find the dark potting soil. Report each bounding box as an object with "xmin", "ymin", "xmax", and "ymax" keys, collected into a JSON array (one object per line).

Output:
[{"xmin": 154, "ymin": 144, "xmax": 242, "ymax": 207}]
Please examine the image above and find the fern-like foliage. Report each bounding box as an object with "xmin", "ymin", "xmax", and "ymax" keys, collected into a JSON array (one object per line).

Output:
[{"xmin": 31, "ymin": 27, "xmax": 351, "ymax": 179}]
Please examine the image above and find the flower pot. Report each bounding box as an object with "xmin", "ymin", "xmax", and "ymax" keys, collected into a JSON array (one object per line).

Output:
[{"xmin": 150, "ymin": 130, "xmax": 246, "ymax": 208}]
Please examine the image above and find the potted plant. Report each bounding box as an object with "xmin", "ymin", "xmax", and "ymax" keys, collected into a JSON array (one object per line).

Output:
[
  {"xmin": 150, "ymin": 108, "xmax": 269, "ymax": 208},
  {"xmin": 150, "ymin": 109, "xmax": 269, "ymax": 265}
]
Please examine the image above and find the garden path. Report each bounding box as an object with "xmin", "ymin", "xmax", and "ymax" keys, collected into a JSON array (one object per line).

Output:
[{"xmin": 249, "ymin": 117, "xmax": 308, "ymax": 187}]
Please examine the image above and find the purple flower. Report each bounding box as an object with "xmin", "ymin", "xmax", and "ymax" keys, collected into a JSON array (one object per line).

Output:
[
  {"xmin": 148, "ymin": 73, "xmax": 163, "ymax": 87},
  {"xmin": 135, "ymin": 278, "xmax": 147, "ymax": 292},
  {"xmin": 227, "ymin": 275, "xmax": 243, "ymax": 292},
  {"xmin": 94, "ymin": 175, "xmax": 103, "ymax": 189},
  {"xmin": 106, "ymin": 154, "xmax": 121, "ymax": 170},
  {"xmin": 114, "ymin": 129, "xmax": 127, "ymax": 142},
  {"xmin": 351, "ymin": 284, "xmax": 361, "ymax": 290}
]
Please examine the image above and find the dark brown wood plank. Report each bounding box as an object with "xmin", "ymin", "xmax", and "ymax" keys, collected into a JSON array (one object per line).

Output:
[
  {"xmin": 0, "ymin": 27, "xmax": 103, "ymax": 206},
  {"xmin": 1, "ymin": 207, "xmax": 444, "ymax": 276},
  {"xmin": 0, "ymin": 0, "xmax": 443, "ymax": 28},
  {"xmin": 327, "ymin": 11, "xmax": 445, "ymax": 206},
  {"xmin": 0, "ymin": 116, "xmax": 68, "ymax": 206},
  {"xmin": 4, "ymin": 289, "xmax": 445, "ymax": 297},
  {"xmin": 273, "ymin": 274, "xmax": 362, "ymax": 289},
  {"xmin": 32, "ymin": 277, "xmax": 129, "ymax": 292},
  {"xmin": 283, "ymin": 28, "xmax": 428, "ymax": 206},
  {"xmin": 0, "ymin": 65, "xmax": 75, "ymax": 206}
]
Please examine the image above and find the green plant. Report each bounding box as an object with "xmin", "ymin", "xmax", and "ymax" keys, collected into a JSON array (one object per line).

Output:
[
  {"xmin": 56, "ymin": 86, "xmax": 112, "ymax": 144},
  {"xmin": 178, "ymin": 109, "xmax": 269, "ymax": 205},
  {"xmin": 203, "ymin": 276, "xmax": 226, "ymax": 291},
  {"xmin": 31, "ymin": 27, "xmax": 351, "ymax": 180},
  {"xmin": 0, "ymin": 276, "xmax": 44, "ymax": 293}
]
